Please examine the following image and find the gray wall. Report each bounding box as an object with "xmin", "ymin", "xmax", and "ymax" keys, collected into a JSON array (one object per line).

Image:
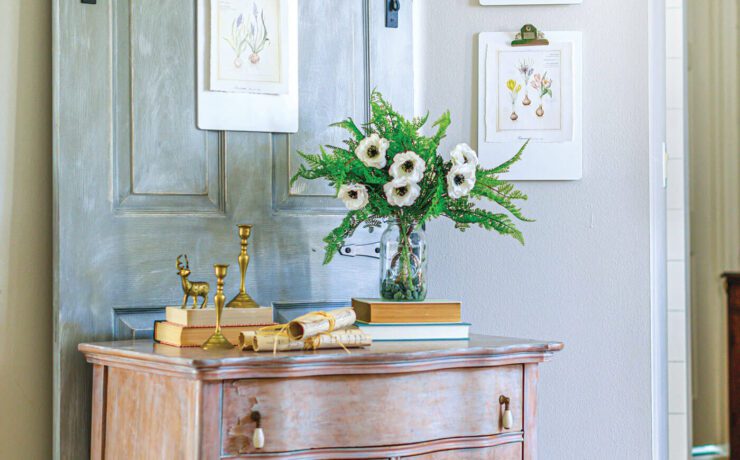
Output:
[
  {"xmin": 416, "ymin": 1, "xmax": 653, "ymax": 458},
  {"xmin": 0, "ymin": 0, "xmax": 53, "ymax": 459}
]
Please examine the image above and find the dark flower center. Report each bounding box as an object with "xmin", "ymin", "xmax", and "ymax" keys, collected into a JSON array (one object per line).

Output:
[
  {"xmin": 402, "ymin": 160, "xmax": 414, "ymax": 172},
  {"xmin": 348, "ymin": 190, "xmax": 358, "ymax": 199},
  {"xmin": 396, "ymin": 186, "xmax": 408, "ymax": 197},
  {"xmin": 367, "ymin": 146, "xmax": 379, "ymax": 158},
  {"xmin": 454, "ymin": 174, "xmax": 465, "ymax": 186}
]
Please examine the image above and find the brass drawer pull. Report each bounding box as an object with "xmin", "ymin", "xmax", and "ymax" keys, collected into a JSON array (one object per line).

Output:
[{"xmin": 499, "ymin": 395, "xmax": 513, "ymax": 430}]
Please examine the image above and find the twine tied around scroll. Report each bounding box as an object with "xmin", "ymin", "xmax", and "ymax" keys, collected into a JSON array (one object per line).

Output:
[
  {"xmin": 304, "ymin": 331, "xmax": 350, "ymax": 354},
  {"xmin": 248, "ymin": 307, "xmax": 363, "ymax": 354}
]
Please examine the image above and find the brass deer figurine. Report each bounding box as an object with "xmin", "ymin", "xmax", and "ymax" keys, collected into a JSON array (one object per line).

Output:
[{"xmin": 176, "ymin": 255, "xmax": 210, "ymax": 309}]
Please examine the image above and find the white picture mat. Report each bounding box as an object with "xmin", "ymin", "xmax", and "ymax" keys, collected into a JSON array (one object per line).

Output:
[
  {"xmin": 197, "ymin": 0, "xmax": 298, "ymax": 133},
  {"xmin": 477, "ymin": 31, "xmax": 582, "ymax": 180},
  {"xmin": 209, "ymin": 0, "xmax": 289, "ymax": 95},
  {"xmin": 487, "ymin": 43, "xmax": 573, "ymax": 143},
  {"xmin": 480, "ymin": 0, "xmax": 581, "ymax": 4}
]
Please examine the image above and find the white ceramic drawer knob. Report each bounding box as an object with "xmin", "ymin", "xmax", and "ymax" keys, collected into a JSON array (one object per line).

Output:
[
  {"xmin": 252, "ymin": 428, "xmax": 265, "ymax": 449},
  {"xmin": 499, "ymin": 395, "xmax": 513, "ymax": 430},
  {"xmin": 250, "ymin": 411, "xmax": 265, "ymax": 449}
]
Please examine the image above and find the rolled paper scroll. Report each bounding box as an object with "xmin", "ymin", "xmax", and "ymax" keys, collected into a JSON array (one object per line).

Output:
[
  {"xmin": 287, "ymin": 307, "xmax": 356, "ymax": 340},
  {"xmin": 239, "ymin": 331, "xmax": 258, "ymax": 350},
  {"xmin": 240, "ymin": 327, "xmax": 372, "ymax": 352}
]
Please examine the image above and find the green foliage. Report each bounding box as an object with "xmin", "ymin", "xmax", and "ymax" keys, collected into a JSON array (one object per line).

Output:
[{"xmin": 290, "ymin": 91, "xmax": 533, "ymax": 264}]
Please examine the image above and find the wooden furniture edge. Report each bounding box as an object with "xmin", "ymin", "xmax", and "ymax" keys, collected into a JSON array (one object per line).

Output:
[
  {"xmin": 90, "ymin": 364, "xmax": 107, "ymax": 460},
  {"xmin": 78, "ymin": 341, "xmax": 563, "ymax": 380},
  {"xmin": 220, "ymin": 432, "xmax": 524, "ymax": 459}
]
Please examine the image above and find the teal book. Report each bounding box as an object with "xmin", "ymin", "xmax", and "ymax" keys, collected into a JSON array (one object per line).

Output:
[{"xmin": 355, "ymin": 321, "xmax": 471, "ymax": 341}]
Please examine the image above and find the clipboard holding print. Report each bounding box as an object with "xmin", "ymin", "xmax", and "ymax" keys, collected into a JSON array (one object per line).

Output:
[
  {"xmin": 478, "ymin": 31, "xmax": 582, "ymax": 180},
  {"xmin": 197, "ymin": 0, "xmax": 298, "ymax": 133}
]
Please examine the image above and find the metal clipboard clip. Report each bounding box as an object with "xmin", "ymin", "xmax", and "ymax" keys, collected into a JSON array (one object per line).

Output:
[{"xmin": 512, "ymin": 24, "xmax": 549, "ymax": 47}]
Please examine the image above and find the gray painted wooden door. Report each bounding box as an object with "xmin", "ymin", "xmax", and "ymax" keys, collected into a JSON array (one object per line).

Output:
[{"xmin": 52, "ymin": 1, "xmax": 413, "ymax": 458}]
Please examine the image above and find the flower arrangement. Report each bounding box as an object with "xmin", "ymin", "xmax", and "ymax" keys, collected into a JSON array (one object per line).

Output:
[{"xmin": 291, "ymin": 92, "xmax": 532, "ymax": 300}]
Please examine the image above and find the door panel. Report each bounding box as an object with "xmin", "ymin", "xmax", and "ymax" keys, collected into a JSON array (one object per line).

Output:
[
  {"xmin": 52, "ymin": 0, "xmax": 413, "ymax": 458},
  {"xmin": 114, "ymin": 0, "xmax": 224, "ymax": 213}
]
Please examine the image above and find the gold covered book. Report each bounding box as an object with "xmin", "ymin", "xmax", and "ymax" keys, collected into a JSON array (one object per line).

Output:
[
  {"xmin": 154, "ymin": 321, "xmax": 274, "ymax": 348},
  {"xmin": 351, "ymin": 298, "xmax": 461, "ymax": 324}
]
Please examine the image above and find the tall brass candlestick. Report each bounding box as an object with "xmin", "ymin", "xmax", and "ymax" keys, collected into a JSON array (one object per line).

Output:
[
  {"xmin": 202, "ymin": 264, "xmax": 235, "ymax": 350},
  {"xmin": 226, "ymin": 224, "xmax": 258, "ymax": 308}
]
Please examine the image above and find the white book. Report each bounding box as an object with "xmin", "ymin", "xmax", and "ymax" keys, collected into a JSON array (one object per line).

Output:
[
  {"xmin": 355, "ymin": 321, "xmax": 471, "ymax": 341},
  {"xmin": 165, "ymin": 306, "xmax": 273, "ymax": 327}
]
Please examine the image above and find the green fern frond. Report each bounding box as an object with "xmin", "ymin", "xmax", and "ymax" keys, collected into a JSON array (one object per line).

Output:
[
  {"xmin": 490, "ymin": 140, "xmax": 529, "ymax": 174},
  {"xmin": 330, "ymin": 118, "xmax": 365, "ymax": 141}
]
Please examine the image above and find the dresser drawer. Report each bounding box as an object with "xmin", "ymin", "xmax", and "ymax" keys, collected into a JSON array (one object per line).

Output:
[
  {"xmin": 221, "ymin": 365, "xmax": 523, "ymax": 456},
  {"xmin": 403, "ymin": 442, "xmax": 522, "ymax": 459}
]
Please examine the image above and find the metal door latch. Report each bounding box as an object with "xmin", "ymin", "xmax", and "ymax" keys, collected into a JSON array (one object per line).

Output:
[
  {"xmin": 386, "ymin": 0, "xmax": 400, "ymax": 28},
  {"xmin": 338, "ymin": 242, "xmax": 381, "ymax": 259}
]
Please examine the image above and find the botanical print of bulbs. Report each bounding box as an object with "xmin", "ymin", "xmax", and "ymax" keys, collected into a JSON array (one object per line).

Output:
[
  {"xmin": 506, "ymin": 59, "xmax": 553, "ymax": 121},
  {"xmin": 224, "ymin": 1, "xmax": 272, "ymax": 68}
]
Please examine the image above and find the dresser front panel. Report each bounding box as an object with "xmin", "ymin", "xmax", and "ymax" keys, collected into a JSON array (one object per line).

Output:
[
  {"xmin": 221, "ymin": 366, "xmax": 524, "ymax": 456},
  {"xmin": 402, "ymin": 442, "xmax": 523, "ymax": 459}
]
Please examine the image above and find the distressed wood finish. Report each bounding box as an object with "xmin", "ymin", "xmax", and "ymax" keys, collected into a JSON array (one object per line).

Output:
[
  {"xmin": 53, "ymin": 1, "xmax": 414, "ymax": 458},
  {"xmin": 79, "ymin": 335, "xmax": 562, "ymax": 459},
  {"xmin": 402, "ymin": 442, "xmax": 522, "ymax": 459},
  {"xmin": 222, "ymin": 366, "xmax": 522, "ymax": 455},
  {"xmin": 103, "ymin": 368, "xmax": 198, "ymax": 460},
  {"xmin": 90, "ymin": 365, "xmax": 107, "ymax": 460},
  {"xmin": 522, "ymin": 363, "xmax": 539, "ymax": 459}
]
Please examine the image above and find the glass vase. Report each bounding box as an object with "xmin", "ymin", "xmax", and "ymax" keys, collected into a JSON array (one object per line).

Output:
[{"xmin": 379, "ymin": 221, "xmax": 428, "ymax": 301}]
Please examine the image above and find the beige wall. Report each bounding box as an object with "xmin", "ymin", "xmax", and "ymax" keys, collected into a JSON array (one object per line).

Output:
[
  {"xmin": 0, "ymin": 0, "xmax": 53, "ymax": 459},
  {"xmin": 688, "ymin": 0, "xmax": 740, "ymax": 448}
]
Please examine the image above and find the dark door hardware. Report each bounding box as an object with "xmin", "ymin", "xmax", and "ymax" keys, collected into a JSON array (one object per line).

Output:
[{"xmin": 386, "ymin": 0, "xmax": 400, "ymax": 28}]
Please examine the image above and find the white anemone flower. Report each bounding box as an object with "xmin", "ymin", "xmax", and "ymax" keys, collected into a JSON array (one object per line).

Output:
[
  {"xmin": 389, "ymin": 151, "xmax": 426, "ymax": 182},
  {"xmin": 355, "ymin": 133, "xmax": 389, "ymax": 169},
  {"xmin": 337, "ymin": 184, "xmax": 369, "ymax": 210},
  {"xmin": 450, "ymin": 143, "xmax": 479, "ymax": 167},
  {"xmin": 383, "ymin": 177, "xmax": 421, "ymax": 207},
  {"xmin": 447, "ymin": 164, "xmax": 477, "ymax": 199}
]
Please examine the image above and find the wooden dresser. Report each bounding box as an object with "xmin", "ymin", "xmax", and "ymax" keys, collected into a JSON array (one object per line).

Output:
[
  {"xmin": 79, "ymin": 335, "xmax": 563, "ymax": 459},
  {"xmin": 725, "ymin": 273, "xmax": 740, "ymax": 457}
]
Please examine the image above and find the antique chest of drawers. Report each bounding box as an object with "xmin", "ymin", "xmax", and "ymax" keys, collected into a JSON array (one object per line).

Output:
[{"xmin": 79, "ymin": 335, "xmax": 562, "ymax": 459}]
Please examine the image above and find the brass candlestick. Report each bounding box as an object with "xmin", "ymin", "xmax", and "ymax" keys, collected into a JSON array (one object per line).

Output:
[
  {"xmin": 226, "ymin": 224, "xmax": 258, "ymax": 308},
  {"xmin": 202, "ymin": 264, "xmax": 235, "ymax": 350}
]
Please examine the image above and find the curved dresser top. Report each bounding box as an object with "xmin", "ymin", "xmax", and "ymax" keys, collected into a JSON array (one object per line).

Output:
[{"xmin": 79, "ymin": 334, "xmax": 564, "ymax": 380}]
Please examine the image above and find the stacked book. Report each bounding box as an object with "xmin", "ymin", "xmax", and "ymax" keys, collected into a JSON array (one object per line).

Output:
[
  {"xmin": 154, "ymin": 306, "xmax": 275, "ymax": 348},
  {"xmin": 352, "ymin": 298, "xmax": 469, "ymax": 341}
]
